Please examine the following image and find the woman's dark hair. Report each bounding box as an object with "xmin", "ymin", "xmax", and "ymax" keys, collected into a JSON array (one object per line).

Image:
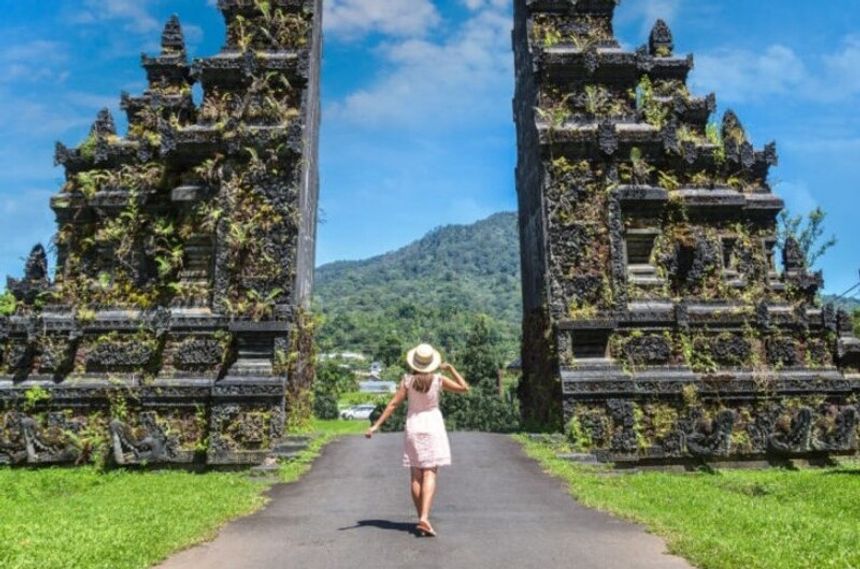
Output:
[{"xmin": 410, "ymin": 373, "xmax": 434, "ymax": 393}]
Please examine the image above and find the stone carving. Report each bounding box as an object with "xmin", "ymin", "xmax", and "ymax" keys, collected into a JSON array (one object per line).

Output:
[
  {"xmin": 513, "ymin": 0, "xmax": 860, "ymax": 463},
  {"xmin": 685, "ymin": 409, "xmax": 735, "ymax": 458},
  {"xmin": 0, "ymin": 0, "xmax": 320, "ymax": 466},
  {"xmin": 768, "ymin": 407, "xmax": 813, "ymax": 454},
  {"xmin": 812, "ymin": 406, "xmax": 857, "ymax": 451},
  {"xmin": 110, "ymin": 412, "xmax": 177, "ymax": 465},
  {"xmin": 174, "ymin": 338, "xmax": 224, "ymax": 369},
  {"xmin": 6, "ymin": 245, "xmax": 51, "ymax": 305},
  {"xmin": 648, "ymin": 19, "xmax": 673, "ymax": 56}
]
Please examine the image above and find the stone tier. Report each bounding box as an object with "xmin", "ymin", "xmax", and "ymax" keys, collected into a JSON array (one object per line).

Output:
[
  {"xmin": 536, "ymin": 122, "xmax": 778, "ymax": 182},
  {"xmin": 526, "ymin": 0, "xmax": 618, "ymax": 15},
  {"xmin": 537, "ymin": 49, "xmax": 692, "ymax": 84},
  {"xmin": 121, "ymin": 91, "xmax": 197, "ymax": 127},
  {"xmin": 194, "ymin": 52, "xmax": 309, "ymax": 90},
  {"xmin": 218, "ymin": 0, "xmax": 314, "ymax": 16}
]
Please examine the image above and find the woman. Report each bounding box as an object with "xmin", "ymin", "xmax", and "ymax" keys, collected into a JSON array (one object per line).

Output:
[{"xmin": 366, "ymin": 343, "xmax": 470, "ymax": 537}]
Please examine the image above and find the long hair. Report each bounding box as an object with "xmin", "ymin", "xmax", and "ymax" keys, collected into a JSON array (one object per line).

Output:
[{"xmin": 410, "ymin": 372, "xmax": 434, "ymax": 394}]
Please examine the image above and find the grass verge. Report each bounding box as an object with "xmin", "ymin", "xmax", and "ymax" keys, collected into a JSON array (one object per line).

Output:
[
  {"xmin": 516, "ymin": 435, "xmax": 860, "ymax": 569},
  {"xmin": 0, "ymin": 420, "xmax": 365, "ymax": 569}
]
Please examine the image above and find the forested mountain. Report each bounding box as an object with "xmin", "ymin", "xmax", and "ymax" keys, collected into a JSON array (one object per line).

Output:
[{"xmin": 314, "ymin": 212, "xmax": 522, "ymax": 362}]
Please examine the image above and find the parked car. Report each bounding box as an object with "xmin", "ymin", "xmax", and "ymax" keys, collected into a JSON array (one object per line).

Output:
[{"xmin": 340, "ymin": 404, "xmax": 377, "ymax": 421}]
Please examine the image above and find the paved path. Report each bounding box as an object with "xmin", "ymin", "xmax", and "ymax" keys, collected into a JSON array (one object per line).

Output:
[{"xmin": 158, "ymin": 433, "xmax": 692, "ymax": 569}]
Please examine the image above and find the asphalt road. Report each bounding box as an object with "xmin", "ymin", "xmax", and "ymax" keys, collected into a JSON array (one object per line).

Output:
[{"xmin": 157, "ymin": 433, "xmax": 693, "ymax": 569}]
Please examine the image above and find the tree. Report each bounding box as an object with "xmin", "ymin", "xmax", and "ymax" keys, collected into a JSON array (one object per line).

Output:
[
  {"xmin": 376, "ymin": 331, "xmax": 404, "ymax": 367},
  {"xmin": 854, "ymin": 309, "xmax": 860, "ymax": 338},
  {"xmin": 315, "ymin": 359, "xmax": 357, "ymax": 398},
  {"xmin": 458, "ymin": 314, "xmax": 503, "ymax": 392},
  {"xmin": 777, "ymin": 207, "xmax": 837, "ymax": 269}
]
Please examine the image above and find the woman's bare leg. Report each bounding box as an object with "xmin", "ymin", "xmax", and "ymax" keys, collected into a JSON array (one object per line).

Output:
[
  {"xmin": 410, "ymin": 468, "xmax": 422, "ymax": 517},
  {"xmin": 418, "ymin": 468, "xmax": 438, "ymax": 525}
]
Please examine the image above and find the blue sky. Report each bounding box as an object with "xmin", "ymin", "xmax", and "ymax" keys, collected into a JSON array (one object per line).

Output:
[{"xmin": 0, "ymin": 0, "xmax": 858, "ymax": 295}]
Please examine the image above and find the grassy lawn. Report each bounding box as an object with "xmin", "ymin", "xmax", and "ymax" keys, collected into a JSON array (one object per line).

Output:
[
  {"xmin": 0, "ymin": 419, "xmax": 365, "ymax": 569},
  {"xmin": 516, "ymin": 435, "xmax": 860, "ymax": 569}
]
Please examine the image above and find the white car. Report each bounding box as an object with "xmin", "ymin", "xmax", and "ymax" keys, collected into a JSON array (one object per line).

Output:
[{"xmin": 340, "ymin": 404, "xmax": 377, "ymax": 420}]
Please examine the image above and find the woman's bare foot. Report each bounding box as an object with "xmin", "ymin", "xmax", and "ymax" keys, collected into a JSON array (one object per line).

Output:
[{"xmin": 416, "ymin": 520, "xmax": 436, "ymax": 537}]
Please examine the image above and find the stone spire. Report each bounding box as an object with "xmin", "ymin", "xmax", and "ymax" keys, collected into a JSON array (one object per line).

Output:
[
  {"xmin": 649, "ymin": 19, "xmax": 674, "ymax": 56},
  {"xmin": 90, "ymin": 108, "xmax": 116, "ymax": 137},
  {"xmin": 160, "ymin": 15, "xmax": 187, "ymax": 57}
]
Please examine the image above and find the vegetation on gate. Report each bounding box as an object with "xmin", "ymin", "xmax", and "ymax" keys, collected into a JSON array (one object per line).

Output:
[{"xmin": 518, "ymin": 436, "xmax": 860, "ymax": 569}]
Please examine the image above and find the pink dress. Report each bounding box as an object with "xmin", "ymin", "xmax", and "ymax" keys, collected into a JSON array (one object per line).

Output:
[{"xmin": 402, "ymin": 374, "xmax": 451, "ymax": 468}]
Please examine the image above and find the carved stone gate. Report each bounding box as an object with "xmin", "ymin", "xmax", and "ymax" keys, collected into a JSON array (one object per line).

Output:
[
  {"xmin": 513, "ymin": 0, "xmax": 860, "ymax": 464},
  {"xmin": 0, "ymin": 0, "xmax": 321, "ymax": 466}
]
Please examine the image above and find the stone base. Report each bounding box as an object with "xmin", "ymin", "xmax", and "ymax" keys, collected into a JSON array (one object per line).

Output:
[
  {"xmin": 561, "ymin": 363, "xmax": 860, "ymax": 465},
  {"xmin": 0, "ymin": 375, "xmax": 285, "ymax": 467}
]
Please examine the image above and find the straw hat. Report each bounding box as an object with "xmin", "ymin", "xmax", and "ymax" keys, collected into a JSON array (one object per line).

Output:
[{"xmin": 406, "ymin": 343, "xmax": 442, "ymax": 374}]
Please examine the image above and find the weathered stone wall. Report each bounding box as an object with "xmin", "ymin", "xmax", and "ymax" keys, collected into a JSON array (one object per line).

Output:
[
  {"xmin": 0, "ymin": 0, "xmax": 321, "ymax": 467},
  {"xmin": 513, "ymin": 0, "xmax": 860, "ymax": 462}
]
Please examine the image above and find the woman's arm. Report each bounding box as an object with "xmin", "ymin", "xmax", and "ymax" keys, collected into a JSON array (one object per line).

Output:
[
  {"xmin": 365, "ymin": 382, "xmax": 407, "ymax": 438},
  {"xmin": 440, "ymin": 362, "xmax": 470, "ymax": 394}
]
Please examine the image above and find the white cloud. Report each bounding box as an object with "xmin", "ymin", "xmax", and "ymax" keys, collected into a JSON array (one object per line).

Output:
[
  {"xmin": 692, "ymin": 45, "xmax": 806, "ymax": 102},
  {"xmin": 72, "ymin": 0, "xmax": 160, "ymax": 34},
  {"xmin": 617, "ymin": 0, "xmax": 682, "ymax": 35},
  {"xmin": 327, "ymin": 1, "xmax": 513, "ymax": 129},
  {"xmin": 775, "ymin": 181, "xmax": 818, "ymax": 215},
  {"xmin": 692, "ymin": 36, "xmax": 860, "ymax": 104},
  {"xmin": 324, "ymin": 0, "xmax": 441, "ymax": 40},
  {"xmin": 822, "ymin": 35, "xmax": 860, "ymax": 96},
  {"xmin": 0, "ymin": 40, "xmax": 69, "ymax": 84}
]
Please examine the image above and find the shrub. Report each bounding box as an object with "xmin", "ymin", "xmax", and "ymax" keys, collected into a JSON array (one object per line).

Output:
[{"xmin": 313, "ymin": 392, "xmax": 339, "ymax": 420}]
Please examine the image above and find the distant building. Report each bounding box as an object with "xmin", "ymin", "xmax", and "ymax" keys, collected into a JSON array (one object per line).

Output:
[
  {"xmin": 319, "ymin": 352, "xmax": 367, "ymax": 362},
  {"xmin": 358, "ymin": 379, "xmax": 397, "ymax": 394}
]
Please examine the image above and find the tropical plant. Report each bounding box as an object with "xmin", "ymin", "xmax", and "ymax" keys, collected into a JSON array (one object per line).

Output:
[
  {"xmin": 776, "ymin": 207, "xmax": 837, "ymax": 269},
  {"xmin": 0, "ymin": 291, "xmax": 17, "ymax": 316}
]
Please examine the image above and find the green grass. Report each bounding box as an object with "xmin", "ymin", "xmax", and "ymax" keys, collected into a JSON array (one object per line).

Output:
[
  {"xmin": 516, "ymin": 436, "xmax": 860, "ymax": 569},
  {"xmin": 280, "ymin": 419, "xmax": 367, "ymax": 482},
  {"xmin": 0, "ymin": 468, "xmax": 267, "ymax": 569},
  {"xmin": 0, "ymin": 420, "xmax": 363, "ymax": 569}
]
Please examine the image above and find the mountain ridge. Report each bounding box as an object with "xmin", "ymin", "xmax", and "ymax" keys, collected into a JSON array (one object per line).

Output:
[{"xmin": 313, "ymin": 212, "xmax": 522, "ymax": 360}]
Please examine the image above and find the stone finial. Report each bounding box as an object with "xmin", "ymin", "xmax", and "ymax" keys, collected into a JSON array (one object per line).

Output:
[
  {"xmin": 161, "ymin": 15, "xmax": 186, "ymax": 56},
  {"xmin": 6, "ymin": 244, "xmax": 50, "ymax": 304},
  {"xmin": 649, "ymin": 20, "xmax": 674, "ymax": 56},
  {"xmin": 721, "ymin": 110, "xmax": 746, "ymax": 143},
  {"xmin": 91, "ymin": 108, "xmax": 116, "ymax": 137},
  {"xmin": 23, "ymin": 244, "xmax": 48, "ymax": 281},
  {"xmin": 782, "ymin": 237, "xmax": 806, "ymax": 272}
]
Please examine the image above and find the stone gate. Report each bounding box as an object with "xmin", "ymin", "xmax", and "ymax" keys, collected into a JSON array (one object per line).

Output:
[
  {"xmin": 513, "ymin": 0, "xmax": 860, "ymax": 463},
  {"xmin": 0, "ymin": 0, "xmax": 321, "ymax": 466}
]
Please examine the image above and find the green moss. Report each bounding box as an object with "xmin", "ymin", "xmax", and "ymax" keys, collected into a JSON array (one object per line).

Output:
[
  {"xmin": 22, "ymin": 386, "xmax": 51, "ymax": 412},
  {"xmin": 78, "ymin": 133, "xmax": 98, "ymax": 161},
  {"xmin": 565, "ymin": 415, "xmax": 593, "ymax": 452},
  {"xmin": 0, "ymin": 291, "xmax": 17, "ymax": 316}
]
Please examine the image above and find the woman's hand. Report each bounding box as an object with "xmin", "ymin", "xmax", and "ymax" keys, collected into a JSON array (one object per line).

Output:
[
  {"xmin": 365, "ymin": 425, "xmax": 378, "ymax": 439},
  {"xmin": 440, "ymin": 362, "xmax": 453, "ymax": 373}
]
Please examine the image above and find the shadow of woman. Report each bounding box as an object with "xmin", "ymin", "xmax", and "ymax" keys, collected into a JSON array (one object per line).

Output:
[{"xmin": 338, "ymin": 519, "xmax": 418, "ymax": 535}]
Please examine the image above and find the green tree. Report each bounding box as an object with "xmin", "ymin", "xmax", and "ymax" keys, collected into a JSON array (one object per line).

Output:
[
  {"xmin": 315, "ymin": 359, "xmax": 357, "ymax": 398},
  {"xmin": 777, "ymin": 207, "xmax": 837, "ymax": 269},
  {"xmin": 376, "ymin": 331, "xmax": 404, "ymax": 367},
  {"xmin": 458, "ymin": 314, "xmax": 503, "ymax": 392},
  {"xmin": 854, "ymin": 309, "xmax": 860, "ymax": 338}
]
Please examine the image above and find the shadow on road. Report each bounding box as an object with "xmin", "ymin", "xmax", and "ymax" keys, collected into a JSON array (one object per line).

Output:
[{"xmin": 338, "ymin": 519, "xmax": 418, "ymax": 535}]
